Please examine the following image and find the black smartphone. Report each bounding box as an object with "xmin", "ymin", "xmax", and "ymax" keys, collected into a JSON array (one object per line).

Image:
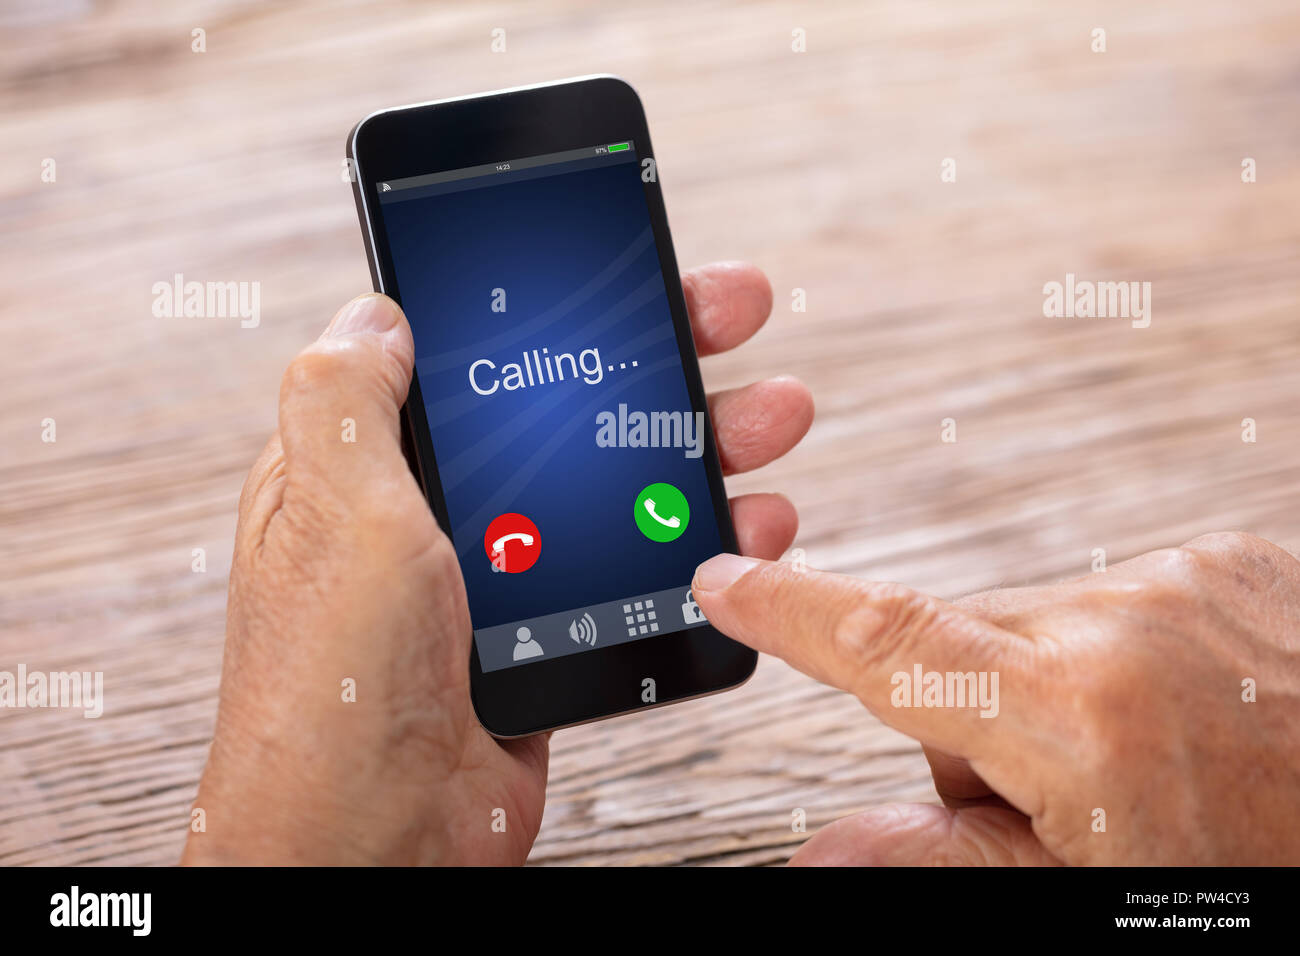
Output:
[{"xmin": 347, "ymin": 75, "xmax": 755, "ymax": 737}]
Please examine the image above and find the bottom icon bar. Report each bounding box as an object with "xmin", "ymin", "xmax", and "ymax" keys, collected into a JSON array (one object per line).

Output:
[{"xmin": 474, "ymin": 584, "xmax": 709, "ymax": 673}]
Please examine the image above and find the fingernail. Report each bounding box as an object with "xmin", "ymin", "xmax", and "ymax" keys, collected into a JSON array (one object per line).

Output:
[
  {"xmin": 326, "ymin": 294, "xmax": 400, "ymax": 336},
  {"xmin": 693, "ymin": 553, "xmax": 759, "ymax": 592}
]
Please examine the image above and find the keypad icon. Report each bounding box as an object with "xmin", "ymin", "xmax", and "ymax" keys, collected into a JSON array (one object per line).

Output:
[{"xmin": 623, "ymin": 599, "xmax": 659, "ymax": 637}]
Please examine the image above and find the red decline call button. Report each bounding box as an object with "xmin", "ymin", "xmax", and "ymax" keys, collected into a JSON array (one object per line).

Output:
[{"xmin": 484, "ymin": 513, "xmax": 541, "ymax": 573}]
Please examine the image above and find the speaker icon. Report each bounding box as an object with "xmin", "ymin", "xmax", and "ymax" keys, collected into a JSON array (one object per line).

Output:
[{"xmin": 568, "ymin": 613, "xmax": 598, "ymax": 646}]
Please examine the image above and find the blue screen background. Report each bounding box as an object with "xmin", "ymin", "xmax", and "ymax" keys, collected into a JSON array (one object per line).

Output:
[{"xmin": 379, "ymin": 155, "xmax": 724, "ymax": 630}]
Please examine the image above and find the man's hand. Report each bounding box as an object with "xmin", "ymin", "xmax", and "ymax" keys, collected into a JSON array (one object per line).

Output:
[
  {"xmin": 692, "ymin": 532, "xmax": 1300, "ymax": 864},
  {"xmin": 182, "ymin": 262, "xmax": 812, "ymax": 865}
]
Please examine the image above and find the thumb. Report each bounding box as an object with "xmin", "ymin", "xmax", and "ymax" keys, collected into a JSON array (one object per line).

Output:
[
  {"xmin": 789, "ymin": 804, "xmax": 1061, "ymax": 866},
  {"xmin": 691, "ymin": 554, "xmax": 1032, "ymax": 760},
  {"xmin": 277, "ymin": 293, "xmax": 415, "ymax": 497}
]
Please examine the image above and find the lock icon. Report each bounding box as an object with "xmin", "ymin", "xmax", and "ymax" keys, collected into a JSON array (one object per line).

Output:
[{"xmin": 681, "ymin": 590, "xmax": 706, "ymax": 624}]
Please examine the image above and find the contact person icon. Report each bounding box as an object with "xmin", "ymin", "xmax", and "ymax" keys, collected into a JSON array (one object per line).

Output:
[{"xmin": 513, "ymin": 626, "xmax": 544, "ymax": 661}]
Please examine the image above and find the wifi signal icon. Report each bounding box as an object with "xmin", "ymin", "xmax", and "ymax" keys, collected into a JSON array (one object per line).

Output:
[{"xmin": 568, "ymin": 613, "xmax": 598, "ymax": 646}]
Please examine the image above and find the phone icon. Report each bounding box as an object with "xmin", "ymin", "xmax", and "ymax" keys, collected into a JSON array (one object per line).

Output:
[
  {"xmin": 484, "ymin": 514, "xmax": 541, "ymax": 573},
  {"xmin": 492, "ymin": 531, "xmax": 534, "ymax": 553},
  {"xmin": 634, "ymin": 483, "xmax": 689, "ymax": 542},
  {"xmin": 642, "ymin": 499, "xmax": 680, "ymax": 529}
]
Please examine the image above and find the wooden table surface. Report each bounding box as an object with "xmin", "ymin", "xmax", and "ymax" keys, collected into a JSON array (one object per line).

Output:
[{"xmin": 2, "ymin": 0, "xmax": 1298, "ymax": 866}]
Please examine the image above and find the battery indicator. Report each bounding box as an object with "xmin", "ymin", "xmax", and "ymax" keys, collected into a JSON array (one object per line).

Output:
[{"xmin": 608, "ymin": 142, "xmax": 630, "ymax": 153}]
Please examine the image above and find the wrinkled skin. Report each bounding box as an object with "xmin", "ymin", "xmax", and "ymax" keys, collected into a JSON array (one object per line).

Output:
[{"xmin": 691, "ymin": 532, "xmax": 1300, "ymax": 865}]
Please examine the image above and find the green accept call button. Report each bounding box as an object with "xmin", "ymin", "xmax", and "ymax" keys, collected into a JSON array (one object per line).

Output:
[{"xmin": 633, "ymin": 482, "xmax": 689, "ymax": 542}]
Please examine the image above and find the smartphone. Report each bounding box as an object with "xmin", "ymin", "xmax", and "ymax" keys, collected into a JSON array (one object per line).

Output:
[{"xmin": 347, "ymin": 75, "xmax": 755, "ymax": 736}]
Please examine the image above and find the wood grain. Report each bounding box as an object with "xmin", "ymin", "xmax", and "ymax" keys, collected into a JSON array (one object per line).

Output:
[{"xmin": 2, "ymin": 0, "xmax": 1298, "ymax": 866}]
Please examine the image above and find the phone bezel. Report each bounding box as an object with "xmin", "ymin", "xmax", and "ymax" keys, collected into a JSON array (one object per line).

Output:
[{"xmin": 347, "ymin": 75, "xmax": 756, "ymax": 737}]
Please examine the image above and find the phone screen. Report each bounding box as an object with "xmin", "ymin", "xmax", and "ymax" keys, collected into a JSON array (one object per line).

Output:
[{"xmin": 373, "ymin": 140, "xmax": 724, "ymax": 673}]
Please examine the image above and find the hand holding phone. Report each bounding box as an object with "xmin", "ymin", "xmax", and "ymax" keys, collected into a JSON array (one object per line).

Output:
[
  {"xmin": 185, "ymin": 268, "xmax": 808, "ymax": 863},
  {"xmin": 187, "ymin": 77, "xmax": 811, "ymax": 865}
]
